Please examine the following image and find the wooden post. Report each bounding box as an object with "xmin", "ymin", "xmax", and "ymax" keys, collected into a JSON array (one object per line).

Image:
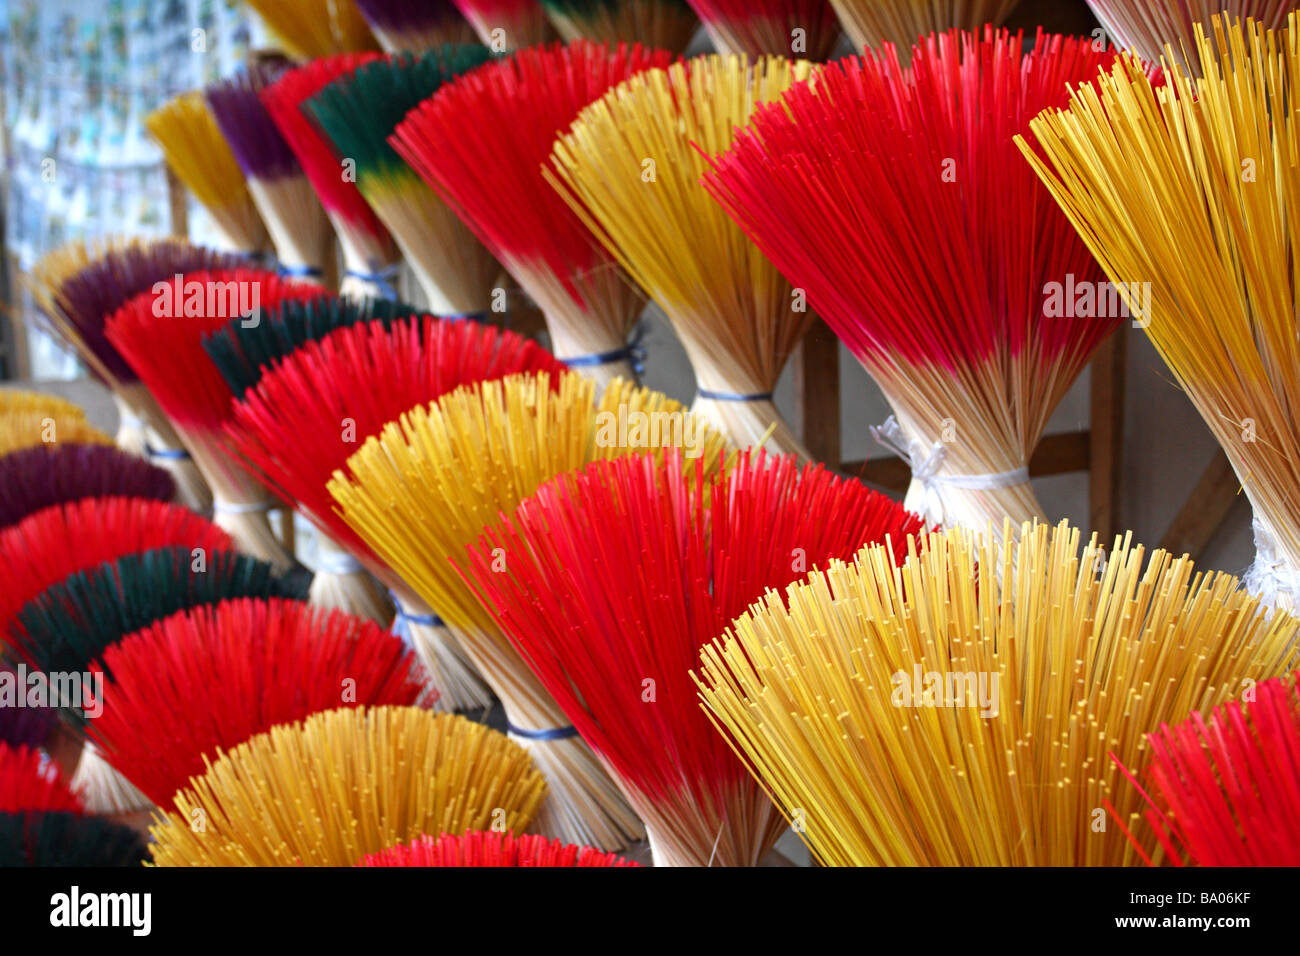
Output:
[
  {"xmin": 1088, "ymin": 327, "xmax": 1126, "ymax": 541},
  {"xmin": 1159, "ymin": 450, "xmax": 1243, "ymax": 559},
  {"xmin": 794, "ymin": 319, "xmax": 841, "ymax": 467}
]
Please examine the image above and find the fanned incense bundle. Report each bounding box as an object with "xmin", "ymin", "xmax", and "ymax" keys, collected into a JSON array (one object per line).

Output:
[
  {"xmin": 465, "ymin": 449, "xmax": 924, "ymax": 866},
  {"xmin": 541, "ymin": 0, "xmax": 699, "ymax": 49},
  {"xmin": 242, "ymin": 0, "xmax": 379, "ymax": 57},
  {"xmin": 207, "ymin": 65, "xmax": 332, "ymax": 285},
  {"xmin": 224, "ymin": 316, "xmax": 563, "ymax": 707},
  {"xmin": 329, "ymin": 371, "xmax": 726, "ymax": 849},
  {"xmin": 685, "ymin": 0, "xmax": 840, "ymax": 59},
  {"xmin": 0, "ymin": 413, "xmax": 111, "ymax": 458},
  {"xmin": 0, "ymin": 445, "xmax": 175, "ymax": 532},
  {"xmin": 87, "ymin": 598, "xmax": 427, "ymax": 806},
  {"xmin": 355, "ymin": 0, "xmax": 479, "ymax": 50},
  {"xmin": 27, "ymin": 237, "xmax": 246, "ymax": 508},
  {"xmin": 106, "ymin": 268, "xmax": 318, "ymax": 566},
  {"xmin": 704, "ymin": 29, "xmax": 1118, "ymax": 532},
  {"xmin": 829, "ymin": 0, "xmax": 1021, "ymax": 54},
  {"xmin": 1084, "ymin": 1, "xmax": 1292, "ymax": 69},
  {"xmin": 0, "ymin": 497, "xmax": 232, "ymax": 636},
  {"xmin": 0, "ymin": 812, "xmax": 148, "ymax": 867},
  {"xmin": 693, "ymin": 520, "xmax": 1300, "ymax": 866},
  {"xmin": 1017, "ymin": 15, "xmax": 1300, "ymax": 611},
  {"xmin": 1112, "ymin": 673, "xmax": 1300, "ymax": 867},
  {"xmin": 149, "ymin": 705, "xmax": 546, "ymax": 866},
  {"xmin": 550, "ymin": 54, "xmax": 816, "ymax": 456},
  {"xmin": 0, "ymin": 744, "xmax": 83, "ymax": 814},
  {"xmin": 392, "ymin": 41, "xmax": 672, "ymax": 386},
  {"xmin": 0, "ymin": 389, "xmax": 87, "ymax": 423},
  {"xmin": 307, "ymin": 47, "xmax": 500, "ymax": 316},
  {"xmin": 360, "ymin": 829, "xmax": 639, "ymax": 866},
  {"xmin": 262, "ymin": 54, "xmax": 401, "ymax": 302},
  {"xmin": 204, "ymin": 295, "xmax": 418, "ymax": 400},
  {"xmin": 10, "ymin": 546, "xmax": 309, "ymax": 682},
  {"xmin": 452, "ymin": 0, "xmax": 556, "ymax": 47},
  {"xmin": 145, "ymin": 93, "xmax": 269, "ymax": 257}
]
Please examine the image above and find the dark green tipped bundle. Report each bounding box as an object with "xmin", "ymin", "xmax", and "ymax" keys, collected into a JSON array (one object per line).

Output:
[
  {"xmin": 306, "ymin": 46, "xmax": 495, "ymax": 186},
  {"xmin": 204, "ymin": 295, "xmax": 422, "ymax": 398},
  {"xmin": 11, "ymin": 546, "xmax": 310, "ymax": 680},
  {"xmin": 304, "ymin": 47, "xmax": 501, "ymax": 317},
  {"xmin": 0, "ymin": 811, "xmax": 149, "ymax": 866},
  {"xmin": 539, "ymin": 0, "xmax": 698, "ymax": 50}
]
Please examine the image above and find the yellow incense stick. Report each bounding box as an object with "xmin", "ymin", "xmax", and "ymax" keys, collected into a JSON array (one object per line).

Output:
[
  {"xmin": 695, "ymin": 519, "xmax": 1300, "ymax": 866},
  {"xmin": 149, "ymin": 705, "xmax": 545, "ymax": 866},
  {"xmin": 1017, "ymin": 14, "xmax": 1300, "ymax": 611},
  {"xmin": 548, "ymin": 54, "xmax": 817, "ymax": 458}
]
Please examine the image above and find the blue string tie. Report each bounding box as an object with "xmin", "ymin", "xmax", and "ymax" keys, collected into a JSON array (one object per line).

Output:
[
  {"xmin": 697, "ymin": 388, "xmax": 774, "ymax": 402},
  {"xmin": 560, "ymin": 324, "xmax": 647, "ymax": 377},
  {"xmin": 144, "ymin": 443, "xmax": 192, "ymax": 461},
  {"xmin": 277, "ymin": 264, "xmax": 323, "ymax": 279},
  {"xmin": 346, "ymin": 263, "xmax": 401, "ymax": 301},
  {"xmin": 506, "ymin": 722, "xmax": 580, "ymax": 742}
]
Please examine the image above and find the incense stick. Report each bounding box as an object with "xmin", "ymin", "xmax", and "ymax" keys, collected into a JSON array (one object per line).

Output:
[
  {"xmin": 549, "ymin": 54, "xmax": 818, "ymax": 457},
  {"xmin": 1017, "ymin": 14, "xmax": 1300, "ymax": 610},
  {"xmin": 704, "ymin": 29, "xmax": 1119, "ymax": 532},
  {"xmin": 328, "ymin": 371, "xmax": 726, "ymax": 848},
  {"xmin": 695, "ymin": 520, "xmax": 1300, "ymax": 865}
]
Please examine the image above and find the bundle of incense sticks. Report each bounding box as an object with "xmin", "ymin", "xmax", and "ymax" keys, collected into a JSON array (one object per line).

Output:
[
  {"xmin": 26, "ymin": 237, "xmax": 246, "ymax": 510},
  {"xmin": 11, "ymin": 546, "xmax": 309, "ymax": 686},
  {"xmin": 307, "ymin": 47, "xmax": 501, "ymax": 317},
  {"xmin": 261, "ymin": 54, "xmax": 401, "ymax": 302},
  {"xmin": 221, "ymin": 314, "xmax": 564, "ymax": 706},
  {"xmin": 549, "ymin": 54, "xmax": 817, "ymax": 457},
  {"xmin": 452, "ymin": 0, "xmax": 556, "ymax": 47},
  {"xmin": 0, "ymin": 413, "xmax": 110, "ymax": 458},
  {"xmin": 206, "ymin": 64, "xmax": 332, "ymax": 286},
  {"xmin": 149, "ymin": 705, "xmax": 546, "ymax": 866},
  {"xmin": 1111, "ymin": 672, "xmax": 1300, "ymax": 867},
  {"xmin": 1084, "ymin": 0, "xmax": 1292, "ymax": 70},
  {"xmin": 0, "ymin": 389, "xmax": 87, "ymax": 423},
  {"xmin": 0, "ymin": 497, "xmax": 232, "ymax": 637},
  {"xmin": 9, "ymin": 546, "xmax": 307, "ymax": 818},
  {"xmin": 354, "ymin": 0, "xmax": 479, "ymax": 50},
  {"xmin": 106, "ymin": 267, "xmax": 318, "ymax": 566},
  {"xmin": 829, "ymin": 0, "xmax": 1021, "ymax": 54},
  {"xmin": 0, "ymin": 812, "xmax": 148, "ymax": 867},
  {"xmin": 360, "ymin": 830, "xmax": 639, "ymax": 866},
  {"xmin": 0, "ymin": 496, "xmax": 228, "ymax": 823},
  {"xmin": 693, "ymin": 520, "xmax": 1300, "ymax": 865},
  {"xmin": 1017, "ymin": 14, "xmax": 1300, "ymax": 611},
  {"xmin": 145, "ymin": 92, "xmax": 270, "ymax": 259},
  {"xmin": 206, "ymin": 296, "xmax": 419, "ymax": 625},
  {"xmin": 391, "ymin": 41, "xmax": 673, "ymax": 387},
  {"xmin": 541, "ymin": 0, "xmax": 699, "ymax": 49},
  {"xmin": 0, "ymin": 444, "xmax": 175, "ymax": 533},
  {"xmin": 703, "ymin": 29, "xmax": 1118, "ymax": 533},
  {"xmin": 464, "ymin": 449, "xmax": 924, "ymax": 865},
  {"xmin": 328, "ymin": 371, "xmax": 726, "ymax": 849},
  {"xmin": 0, "ymin": 744, "xmax": 84, "ymax": 816},
  {"xmin": 87, "ymin": 598, "xmax": 427, "ymax": 807},
  {"xmin": 685, "ymin": 0, "xmax": 840, "ymax": 59},
  {"xmin": 0, "ymin": 746, "xmax": 146, "ymax": 867},
  {"xmin": 242, "ymin": 0, "xmax": 379, "ymax": 58}
]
